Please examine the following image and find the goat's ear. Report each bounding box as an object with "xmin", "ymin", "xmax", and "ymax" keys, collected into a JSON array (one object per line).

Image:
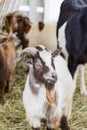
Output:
[
  {"xmin": 23, "ymin": 57, "xmax": 33, "ymax": 65},
  {"xmin": 52, "ymin": 47, "xmax": 62, "ymax": 58},
  {"xmin": 24, "ymin": 17, "xmax": 32, "ymax": 33},
  {"xmin": 3, "ymin": 17, "xmax": 10, "ymax": 33},
  {"xmin": 15, "ymin": 53, "xmax": 33, "ymax": 65}
]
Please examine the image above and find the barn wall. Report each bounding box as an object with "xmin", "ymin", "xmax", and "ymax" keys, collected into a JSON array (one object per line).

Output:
[
  {"xmin": 0, "ymin": 0, "xmax": 58, "ymax": 26},
  {"xmin": 19, "ymin": 0, "xmax": 58, "ymax": 23}
]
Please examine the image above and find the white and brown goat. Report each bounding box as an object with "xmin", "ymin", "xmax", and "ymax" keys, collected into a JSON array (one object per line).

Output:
[
  {"xmin": 17, "ymin": 45, "xmax": 75, "ymax": 130},
  {"xmin": 0, "ymin": 33, "xmax": 16, "ymax": 103},
  {"xmin": 2, "ymin": 11, "xmax": 31, "ymax": 49}
]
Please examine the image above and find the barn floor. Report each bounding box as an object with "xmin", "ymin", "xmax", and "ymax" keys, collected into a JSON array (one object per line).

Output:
[{"xmin": 0, "ymin": 61, "xmax": 87, "ymax": 130}]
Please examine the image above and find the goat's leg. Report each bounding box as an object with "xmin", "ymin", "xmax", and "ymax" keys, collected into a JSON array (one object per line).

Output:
[
  {"xmin": 46, "ymin": 124, "xmax": 55, "ymax": 130},
  {"xmin": 0, "ymin": 82, "xmax": 6, "ymax": 104},
  {"xmin": 46, "ymin": 116, "xmax": 59, "ymax": 130},
  {"xmin": 26, "ymin": 115, "xmax": 41, "ymax": 130},
  {"xmin": 60, "ymin": 115, "xmax": 70, "ymax": 130},
  {"xmin": 32, "ymin": 127, "xmax": 40, "ymax": 130},
  {"xmin": 46, "ymin": 127, "xmax": 55, "ymax": 130},
  {"xmin": 79, "ymin": 65, "xmax": 87, "ymax": 95},
  {"xmin": 62, "ymin": 99, "xmax": 72, "ymax": 120},
  {"xmin": 4, "ymin": 80, "xmax": 10, "ymax": 93}
]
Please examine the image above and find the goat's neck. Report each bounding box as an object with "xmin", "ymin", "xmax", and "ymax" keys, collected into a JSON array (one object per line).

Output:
[{"xmin": 29, "ymin": 67, "xmax": 44, "ymax": 94}]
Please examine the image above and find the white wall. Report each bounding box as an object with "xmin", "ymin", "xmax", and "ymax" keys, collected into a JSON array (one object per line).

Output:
[
  {"xmin": 44, "ymin": 0, "xmax": 63, "ymax": 23},
  {"xmin": 19, "ymin": 0, "xmax": 63, "ymax": 23}
]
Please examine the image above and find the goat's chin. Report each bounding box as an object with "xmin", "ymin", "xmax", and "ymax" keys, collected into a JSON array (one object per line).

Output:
[
  {"xmin": 45, "ymin": 80, "xmax": 56, "ymax": 90},
  {"xmin": 45, "ymin": 84, "xmax": 55, "ymax": 91}
]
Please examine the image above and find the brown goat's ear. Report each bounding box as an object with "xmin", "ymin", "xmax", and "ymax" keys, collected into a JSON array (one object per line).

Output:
[
  {"xmin": 52, "ymin": 47, "xmax": 62, "ymax": 58},
  {"xmin": 23, "ymin": 17, "xmax": 32, "ymax": 33}
]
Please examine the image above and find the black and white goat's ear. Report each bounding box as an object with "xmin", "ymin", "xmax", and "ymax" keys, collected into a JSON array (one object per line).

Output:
[{"xmin": 52, "ymin": 47, "xmax": 62, "ymax": 58}]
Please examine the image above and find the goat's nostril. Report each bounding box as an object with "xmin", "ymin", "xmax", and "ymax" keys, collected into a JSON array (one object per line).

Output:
[{"xmin": 52, "ymin": 74, "xmax": 57, "ymax": 80}]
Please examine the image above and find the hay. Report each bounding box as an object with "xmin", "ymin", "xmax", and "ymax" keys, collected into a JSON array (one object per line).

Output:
[{"xmin": 0, "ymin": 62, "xmax": 87, "ymax": 130}]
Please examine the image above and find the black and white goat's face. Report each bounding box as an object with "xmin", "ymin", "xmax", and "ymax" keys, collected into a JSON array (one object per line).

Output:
[
  {"xmin": 17, "ymin": 45, "xmax": 61, "ymax": 90},
  {"xmin": 33, "ymin": 50, "xmax": 57, "ymax": 88}
]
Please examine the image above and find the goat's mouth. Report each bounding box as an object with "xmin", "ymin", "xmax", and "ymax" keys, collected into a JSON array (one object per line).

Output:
[
  {"xmin": 44, "ymin": 79, "xmax": 57, "ymax": 91},
  {"xmin": 47, "ymin": 79, "xmax": 57, "ymax": 85}
]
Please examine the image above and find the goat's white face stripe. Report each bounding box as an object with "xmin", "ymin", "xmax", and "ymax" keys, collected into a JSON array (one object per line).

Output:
[
  {"xmin": 39, "ymin": 50, "xmax": 52, "ymax": 69},
  {"xmin": 39, "ymin": 50, "xmax": 56, "ymax": 80}
]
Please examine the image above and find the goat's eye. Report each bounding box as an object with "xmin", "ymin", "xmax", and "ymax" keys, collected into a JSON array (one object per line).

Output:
[
  {"xmin": 35, "ymin": 63, "xmax": 42, "ymax": 70},
  {"xmin": 17, "ymin": 17, "xmax": 22, "ymax": 23}
]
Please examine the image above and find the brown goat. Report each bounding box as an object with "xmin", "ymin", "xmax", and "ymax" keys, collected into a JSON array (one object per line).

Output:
[
  {"xmin": 2, "ymin": 12, "xmax": 57, "ymax": 51},
  {"xmin": 2, "ymin": 11, "xmax": 32, "ymax": 49},
  {"xmin": 0, "ymin": 33, "xmax": 16, "ymax": 103}
]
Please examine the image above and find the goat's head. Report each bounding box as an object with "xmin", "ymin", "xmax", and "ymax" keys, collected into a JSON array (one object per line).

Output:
[
  {"xmin": 2, "ymin": 11, "xmax": 32, "ymax": 35},
  {"xmin": 17, "ymin": 45, "xmax": 61, "ymax": 90}
]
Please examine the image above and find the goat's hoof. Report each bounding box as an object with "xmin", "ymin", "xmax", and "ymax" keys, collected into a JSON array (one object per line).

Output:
[
  {"xmin": 41, "ymin": 118, "xmax": 47, "ymax": 126},
  {"xmin": 46, "ymin": 127, "xmax": 55, "ymax": 130},
  {"xmin": 32, "ymin": 127, "xmax": 40, "ymax": 130}
]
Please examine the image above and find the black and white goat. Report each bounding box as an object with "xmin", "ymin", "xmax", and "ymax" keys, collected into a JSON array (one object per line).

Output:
[
  {"xmin": 57, "ymin": 0, "xmax": 87, "ymax": 95},
  {"xmin": 17, "ymin": 45, "xmax": 74, "ymax": 130}
]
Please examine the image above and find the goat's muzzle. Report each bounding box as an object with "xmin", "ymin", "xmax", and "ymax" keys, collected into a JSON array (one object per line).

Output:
[
  {"xmin": 46, "ymin": 74, "xmax": 57, "ymax": 90},
  {"xmin": 47, "ymin": 78, "xmax": 57, "ymax": 85}
]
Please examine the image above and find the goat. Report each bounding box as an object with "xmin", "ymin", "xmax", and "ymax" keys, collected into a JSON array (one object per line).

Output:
[
  {"xmin": 0, "ymin": 33, "xmax": 16, "ymax": 103},
  {"xmin": 2, "ymin": 12, "xmax": 57, "ymax": 51},
  {"xmin": 17, "ymin": 45, "xmax": 74, "ymax": 130},
  {"xmin": 57, "ymin": 0, "xmax": 87, "ymax": 95},
  {"xmin": 3, "ymin": 7, "xmax": 87, "ymax": 95},
  {"xmin": 2, "ymin": 11, "xmax": 32, "ymax": 49}
]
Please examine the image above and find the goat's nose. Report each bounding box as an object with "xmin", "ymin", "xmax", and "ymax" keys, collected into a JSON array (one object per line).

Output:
[{"xmin": 52, "ymin": 73, "xmax": 57, "ymax": 80}]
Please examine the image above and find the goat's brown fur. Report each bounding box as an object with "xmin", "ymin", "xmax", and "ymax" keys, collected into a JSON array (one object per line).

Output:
[
  {"xmin": 0, "ymin": 33, "xmax": 16, "ymax": 103},
  {"xmin": 3, "ymin": 11, "xmax": 32, "ymax": 49}
]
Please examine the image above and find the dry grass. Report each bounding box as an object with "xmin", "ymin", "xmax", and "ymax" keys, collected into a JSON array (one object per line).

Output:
[{"xmin": 0, "ymin": 61, "xmax": 87, "ymax": 130}]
